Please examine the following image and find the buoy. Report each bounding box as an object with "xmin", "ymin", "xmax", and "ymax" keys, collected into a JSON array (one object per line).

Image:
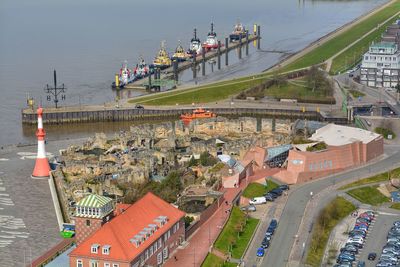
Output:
[{"xmin": 32, "ymin": 107, "xmax": 51, "ymax": 178}]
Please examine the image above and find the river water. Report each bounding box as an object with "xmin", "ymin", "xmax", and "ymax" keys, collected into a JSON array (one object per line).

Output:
[{"xmin": 0, "ymin": 0, "xmax": 388, "ymax": 146}]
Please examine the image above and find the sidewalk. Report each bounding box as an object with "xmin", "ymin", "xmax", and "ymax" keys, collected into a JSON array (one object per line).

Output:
[{"xmin": 164, "ymin": 169, "xmax": 277, "ymax": 267}]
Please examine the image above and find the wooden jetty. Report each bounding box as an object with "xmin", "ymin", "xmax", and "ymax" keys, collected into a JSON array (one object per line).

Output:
[{"xmin": 125, "ymin": 26, "xmax": 262, "ymax": 88}]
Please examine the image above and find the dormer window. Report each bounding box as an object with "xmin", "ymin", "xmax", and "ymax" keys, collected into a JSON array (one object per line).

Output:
[
  {"xmin": 102, "ymin": 245, "xmax": 111, "ymax": 255},
  {"xmin": 91, "ymin": 244, "xmax": 100, "ymax": 254}
]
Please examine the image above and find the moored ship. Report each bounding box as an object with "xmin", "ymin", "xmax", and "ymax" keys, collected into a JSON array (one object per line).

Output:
[
  {"xmin": 153, "ymin": 41, "xmax": 172, "ymax": 69},
  {"xmin": 133, "ymin": 57, "xmax": 151, "ymax": 78},
  {"xmin": 171, "ymin": 41, "xmax": 188, "ymax": 62},
  {"xmin": 180, "ymin": 108, "xmax": 216, "ymax": 125},
  {"xmin": 202, "ymin": 23, "xmax": 222, "ymax": 51},
  {"xmin": 229, "ymin": 20, "xmax": 246, "ymax": 42},
  {"xmin": 111, "ymin": 60, "xmax": 136, "ymax": 89},
  {"xmin": 187, "ymin": 28, "xmax": 202, "ymax": 57}
]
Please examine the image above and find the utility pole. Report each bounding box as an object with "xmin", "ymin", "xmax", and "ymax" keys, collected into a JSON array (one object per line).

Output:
[{"xmin": 44, "ymin": 70, "xmax": 67, "ymax": 108}]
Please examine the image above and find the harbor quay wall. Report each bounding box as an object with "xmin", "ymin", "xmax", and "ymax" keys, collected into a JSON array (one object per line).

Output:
[{"xmin": 21, "ymin": 107, "xmax": 348, "ymax": 125}]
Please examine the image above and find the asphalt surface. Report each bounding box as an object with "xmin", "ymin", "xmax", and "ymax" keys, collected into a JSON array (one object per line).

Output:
[
  {"xmin": 261, "ymin": 146, "xmax": 400, "ymax": 267},
  {"xmin": 0, "ymin": 138, "xmax": 86, "ymax": 266},
  {"xmin": 357, "ymin": 211, "xmax": 400, "ymax": 267}
]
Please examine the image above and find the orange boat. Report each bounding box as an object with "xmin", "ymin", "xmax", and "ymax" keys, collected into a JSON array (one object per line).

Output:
[{"xmin": 180, "ymin": 108, "xmax": 216, "ymax": 125}]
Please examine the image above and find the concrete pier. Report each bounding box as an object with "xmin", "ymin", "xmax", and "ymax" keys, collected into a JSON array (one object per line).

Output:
[
  {"xmin": 217, "ymin": 41, "xmax": 221, "ymax": 70},
  {"xmin": 238, "ymin": 34, "xmax": 242, "ymax": 59},
  {"xmin": 202, "ymin": 49, "xmax": 206, "ymax": 76},
  {"xmin": 225, "ymin": 37, "xmax": 229, "ymax": 66},
  {"xmin": 21, "ymin": 106, "xmax": 347, "ymax": 125}
]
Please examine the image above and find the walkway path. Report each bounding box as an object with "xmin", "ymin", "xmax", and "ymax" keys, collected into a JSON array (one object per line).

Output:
[{"xmin": 164, "ymin": 169, "xmax": 277, "ymax": 267}]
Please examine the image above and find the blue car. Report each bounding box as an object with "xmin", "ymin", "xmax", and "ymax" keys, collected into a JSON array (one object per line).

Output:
[
  {"xmin": 257, "ymin": 247, "xmax": 265, "ymax": 257},
  {"xmin": 270, "ymin": 219, "xmax": 278, "ymax": 229}
]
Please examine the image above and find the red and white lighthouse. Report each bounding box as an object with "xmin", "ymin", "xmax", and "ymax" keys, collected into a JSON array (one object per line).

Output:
[{"xmin": 32, "ymin": 107, "xmax": 51, "ymax": 178}]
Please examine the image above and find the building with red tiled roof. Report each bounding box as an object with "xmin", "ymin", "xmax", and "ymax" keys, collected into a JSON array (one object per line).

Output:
[{"xmin": 69, "ymin": 192, "xmax": 185, "ymax": 267}]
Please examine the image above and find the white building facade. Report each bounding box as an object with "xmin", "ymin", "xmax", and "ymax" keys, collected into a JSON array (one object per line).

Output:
[{"xmin": 360, "ymin": 42, "xmax": 400, "ymax": 88}]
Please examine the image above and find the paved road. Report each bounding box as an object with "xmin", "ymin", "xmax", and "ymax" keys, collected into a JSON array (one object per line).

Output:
[
  {"xmin": 262, "ymin": 147, "xmax": 400, "ymax": 267},
  {"xmin": 357, "ymin": 211, "xmax": 400, "ymax": 267}
]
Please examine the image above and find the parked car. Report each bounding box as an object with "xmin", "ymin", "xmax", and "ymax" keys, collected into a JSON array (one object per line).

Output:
[
  {"xmin": 264, "ymin": 195, "xmax": 275, "ymax": 202},
  {"xmin": 368, "ymin": 252, "xmax": 377, "ymax": 260},
  {"xmin": 278, "ymin": 184, "xmax": 289, "ymax": 191},
  {"xmin": 249, "ymin": 197, "xmax": 267, "ymax": 205},
  {"xmin": 256, "ymin": 247, "xmax": 265, "ymax": 257},
  {"xmin": 261, "ymin": 238, "xmax": 270, "ymax": 249},
  {"xmin": 266, "ymin": 226, "xmax": 275, "ymax": 235},
  {"xmin": 270, "ymin": 188, "xmax": 283, "ymax": 196},
  {"xmin": 135, "ymin": 104, "xmax": 144, "ymax": 109},
  {"xmin": 269, "ymin": 219, "xmax": 278, "ymax": 230},
  {"xmin": 240, "ymin": 205, "xmax": 256, "ymax": 212}
]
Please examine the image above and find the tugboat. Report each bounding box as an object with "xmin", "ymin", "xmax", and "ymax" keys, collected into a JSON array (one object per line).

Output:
[
  {"xmin": 202, "ymin": 23, "xmax": 221, "ymax": 51},
  {"xmin": 180, "ymin": 108, "xmax": 216, "ymax": 125},
  {"xmin": 133, "ymin": 57, "xmax": 150, "ymax": 79},
  {"xmin": 229, "ymin": 20, "xmax": 246, "ymax": 42},
  {"xmin": 111, "ymin": 60, "xmax": 136, "ymax": 89},
  {"xmin": 187, "ymin": 28, "xmax": 202, "ymax": 57},
  {"xmin": 171, "ymin": 41, "xmax": 188, "ymax": 62},
  {"xmin": 153, "ymin": 41, "xmax": 172, "ymax": 69}
]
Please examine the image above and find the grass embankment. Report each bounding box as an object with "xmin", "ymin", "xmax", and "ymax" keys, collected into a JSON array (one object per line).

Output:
[
  {"xmin": 131, "ymin": 73, "xmax": 271, "ymax": 106},
  {"xmin": 330, "ymin": 8, "xmax": 400, "ymax": 74},
  {"xmin": 306, "ymin": 197, "xmax": 356, "ymax": 267},
  {"xmin": 390, "ymin": 203, "xmax": 400, "ymax": 210},
  {"xmin": 347, "ymin": 186, "xmax": 390, "ymax": 205},
  {"xmin": 264, "ymin": 79, "xmax": 335, "ymax": 104},
  {"xmin": 375, "ymin": 127, "xmax": 396, "ymax": 140},
  {"xmin": 339, "ymin": 168, "xmax": 400, "ymax": 190},
  {"xmin": 348, "ymin": 89, "xmax": 365, "ymax": 98},
  {"xmin": 242, "ymin": 180, "xmax": 279, "ymax": 199},
  {"xmin": 281, "ymin": 0, "xmax": 400, "ymax": 73},
  {"xmin": 214, "ymin": 206, "xmax": 259, "ymax": 259},
  {"xmin": 201, "ymin": 253, "xmax": 237, "ymax": 267}
]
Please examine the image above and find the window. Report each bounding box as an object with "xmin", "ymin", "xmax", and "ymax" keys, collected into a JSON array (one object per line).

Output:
[
  {"xmin": 158, "ymin": 238, "xmax": 162, "ymax": 248},
  {"xmin": 90, "ymin": 261, "xmax": 98, "ymax": 267},
  {"xmin": 112, "ymin": 264, "xmax": 119, "ymax": 267},
  {"xmin": 145, "ymin": 249, "xmax": 149, "ymax": 260},
  {"xmin": 104, "ymin": 263, "xmax": 110, "ymax": 267},
  {"xmin": 102, "ymin": 245, "xmax": 110, "ymax": 255},
  {"xmin": 154, "ymin": 242, "xmax": 158, "ymax": 251},
  {"xmin": 176, "ymin": 222, "xmax": 180, "ymax": 230},
  {"xmin": 173, "ymin": 224, "xmax": 176, "ymax": 233},
  {"xmin": 309, "ymin": 164, "xmax": 313, "ymax": 171},
  {"xmin": 157, "ymin": 252, "xmax": 163, "ymax": 265},
  {"xmin": 86, "ymin": 219, "xmax": 91, "ymax": 226},
  {"xmin": 364, "ymin": 56, "xmax": 368, "ymax": 60},
  {"xmin": 77, "ymin": 260, "xmax": 83, "ymax": 267},
  {"xmin": 91, "ymin": 244, "xmax": 99, "ymax": 254},
  {"xmin": 163, "ymin": 247, "xmax": 168, "ymax": 259},
  {"xmin": 150, "ymin": 246, "xmax": 154, "ymax": 256}
]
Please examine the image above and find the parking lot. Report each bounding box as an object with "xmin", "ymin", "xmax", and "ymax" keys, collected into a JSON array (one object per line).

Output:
[{"xmin": 358, "ymin": 211, "xmax": 400, "ymax": 266}]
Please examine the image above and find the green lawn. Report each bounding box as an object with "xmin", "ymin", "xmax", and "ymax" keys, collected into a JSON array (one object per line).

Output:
[
  {"xmin": 131, "ymin": 73, "xmax": 272, "ymax": 106},
  {"xmin": 339, "ymin": 168, "xmax": 400, "ymax": 190},
  {"xmin": 264, "ymin": 81, "xmax": 335, "ymax": 104},
  {"xmin": 375, "ymin": 127, "xmax": 397, "ymax": 140},
  {"xmin": 390, "ymin": 203, "xmax": 400, "ymax": 210},
  {"xmin": 306, "ymin": 197, "xmax": 356, "ymax": 267},
  {"xmin": 281, "ymin": 0, "xmax": 400, "ymax": 73},
  {"xmin": 242, "ymin": 180, "xmax": 279, "ymax": 198},
  {"xmin": 201, "ymin": 253, "xmax": 237, "ymax": 267},
  {"xmin": 330, "ymin": 15, "xmax": 400, "ymax": 74},
  {"xmin": 214, "ymin": 206, "xmax": 259, "ymax": 259},
  {"xmin": 347, "ymin": 186, "xmax": 390, "ymax": 205},
  {"xmin": 348, "ymin": 89, "xmax": 365, "ymax": 98}
]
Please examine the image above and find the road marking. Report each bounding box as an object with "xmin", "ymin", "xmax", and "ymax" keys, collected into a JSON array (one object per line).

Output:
[
  {"xmin": 377, "ymin": 211, "xmax": 400, "ymax": 216},
  {"xmin": 0, "ymin": 158, "xmax": 9, "ymax": 161},
  {"xmin": 17, "ymin": 151, "xmax": 53, "ymax": 160}
]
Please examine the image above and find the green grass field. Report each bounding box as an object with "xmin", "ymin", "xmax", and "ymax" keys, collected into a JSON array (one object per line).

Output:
[
  {"xmin": 330, "ymin": 14, "xmax": 400, "ymax": 74},
  {"xmin": 339, "ymin": 168, "xmax": 400, "ymax": 190},
  {"xmin": 306, "ymin": 197, "xmax": 356, "ymax": 267},
  {"xmin": 242, "ymin": 180, "xmax": 279, "ymax": 199},
  {"xmin": 201, "ymin": 253, "xmax": 237, "ymax": 267},
  {"xmin": 347, "ymin": 186, "xmax": 390, "ymax": 205},
  {"xmin": 214, "ymin": 206, "xmax": 259, "ymax": 259},
  {"xmin": 348, "ymin": 89, "xmax": 366, "ymax": 98},
  {"xmin": 265, "ymin": 80, "xmax": 335, "ymax": 104},
  {"xmin": 281, "ymin": 0, "xmax": 400, "ymax": 73},
  {"xmin": 375, "ymin": 127, "xmax": 397, "ymax": 140},
  {"xmin": 390, "ymin": 203, "xmax": 400, "ymax": 210}
]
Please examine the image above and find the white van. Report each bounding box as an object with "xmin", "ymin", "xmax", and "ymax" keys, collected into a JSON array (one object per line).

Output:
[{"xmin": 249, "ymin": 197, "xmax": 267, "ymax": 205}]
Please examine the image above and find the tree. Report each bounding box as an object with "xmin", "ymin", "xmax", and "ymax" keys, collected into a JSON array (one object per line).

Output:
[{"xmin": 200, "ymin": 151, "xmax": 217, "ymax": 166}]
